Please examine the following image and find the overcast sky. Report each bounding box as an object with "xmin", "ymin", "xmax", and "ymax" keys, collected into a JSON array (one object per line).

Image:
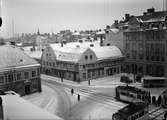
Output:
[{"xmin": 0, "ymin": 0, "xmax": 165, "ymax": 38}]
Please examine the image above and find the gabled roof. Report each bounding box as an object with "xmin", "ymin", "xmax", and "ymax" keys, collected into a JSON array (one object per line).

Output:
[
  {"xmin": 0, "ymin": 45, "xmax": 40, "ymax": 71},
  {"xmin": 50, "ymin": 44, "xmax": 89, "ymax": 62},
  {"xmin": 49, "ymin": 42, "xmax": 123, "ymax": 63}
]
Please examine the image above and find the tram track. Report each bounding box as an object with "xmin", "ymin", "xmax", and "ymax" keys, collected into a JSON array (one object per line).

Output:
[{"xmin": 43, "ymin": 78, "xmax": 126, "ymax": 109}]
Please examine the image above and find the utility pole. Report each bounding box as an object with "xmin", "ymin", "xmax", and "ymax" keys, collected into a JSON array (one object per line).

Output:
[{"xmin": 88, "ymin": 79, "xmax": 90, "ymax": 86}]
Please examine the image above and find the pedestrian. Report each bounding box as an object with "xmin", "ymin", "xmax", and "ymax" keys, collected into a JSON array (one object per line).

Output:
[
  {"xmin": 71, "ymin": 88, "xmax": 74, "ymax": 95},
  {"xmin": 61, "ymin": 77, "xmax": 63, "ymax": 82},
  {"xmin": 78, "ymin": 94, "xmax": 80, "ymax": 102}
]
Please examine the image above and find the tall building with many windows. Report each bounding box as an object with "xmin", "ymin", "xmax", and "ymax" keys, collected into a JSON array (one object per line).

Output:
[
  {"xmin": 105, "ymin": 8, "xmax": 167, "ymax": 77},
  {"xmin": 123, "ymin": 8, "xmax": 167, "ymax": 77},
  {"xmin": 0, "ymin": 45, "xmax": 41, "ymax": 96},
  {"xmin": 41, "ymin": 41, "xmax": 124, "ymax": 82}
]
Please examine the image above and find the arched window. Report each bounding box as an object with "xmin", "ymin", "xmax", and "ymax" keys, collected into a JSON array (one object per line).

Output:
[
  {"xmin": 90, "ymin": 55, "xmax": 92, "ymax": 60},
  {"xmin": 85, "ymin": 55, "xmax": 88, "ymax": 60}
]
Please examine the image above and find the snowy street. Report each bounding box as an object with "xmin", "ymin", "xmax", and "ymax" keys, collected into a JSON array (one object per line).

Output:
[{"xmin": 23, "ymin": 74, "xmax": 167, "ymax": 120}]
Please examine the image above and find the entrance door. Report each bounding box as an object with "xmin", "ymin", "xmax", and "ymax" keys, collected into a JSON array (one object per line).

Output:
[
  {"xmin": 73, "ymin": 72, "xmax": 76, "ymax": 81},
  {"xmin": 25, "ymin": 85, "xmax": 31, "ymax": 94}
]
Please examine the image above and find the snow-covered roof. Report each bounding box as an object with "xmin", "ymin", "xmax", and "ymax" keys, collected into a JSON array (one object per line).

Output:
[
  {"xmin": 96, "ymin": 31, "xmax": 105, "ymax": 35},
  {"xmin": 2, "ymin": 95, "xmax": 62, "ymax": 120},
  {"xmin": 24, "ymin": 51, "xmax": 42, "ymax": 60},
  {"xmin": 23, "ymin": 46, "xmax": 43, "ymax": 59},
  {"xmin": 49, "ymin": 42, "xmax": 123, "ymax": 62},
  {"xmin": 72, "ymin": 32, "xmax": 80, "ymax": 36},
  {"xmin": 0, "ymin": 45, "xmax": 40, "ymax": 71},
  {"xmin": 143, "ymin": 17, "xmax": 165, "ymax": 23},
  {"xmin": 110, "ymin": 28, "xmax": 120, "ymax": 34},
  {"xmin": 50, "ymin": 44, "xmax": 88, "ymax": 62},
  {"xmin": 91, "ymin": 46, "xmax": 123, "ymax": 60}
]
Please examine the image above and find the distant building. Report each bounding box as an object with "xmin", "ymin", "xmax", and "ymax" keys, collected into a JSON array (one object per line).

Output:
[
  {"xmin": 0, "ymin": 45, "xmax": 41, "ymax": 96},
  {"xmin": 107, "ymin": 8, "xmax": 167, "ymax": 77},
  {"xmin": 112, "ymin": 102, "xmax": 148, "ymax": 120},
  {"xmin": 41, "ymin": 41, "xmax": 124, "ymax": 82},
  {"xmin": 36, "ymin": 36, "xmax": 48, "ymax": 51}
]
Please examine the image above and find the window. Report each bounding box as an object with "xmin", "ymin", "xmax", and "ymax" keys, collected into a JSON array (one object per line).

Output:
[
  {"xmin": 126, "ymin": 53, "xmax": 130, "ymax": 59},
  {"xmin": 139, "ymin": 54, "xmax": 143, "ymax": 60},
  {"xmin": 8, "ymin": 74, "xmax": 13, "ymax": 82},
  {"xmin": 107, "ymin": 43, "xmax": 110, "ymax": 46},
  {"xmin": 88, "ymin": 72, "xmax": 91, "ymax": 78},
  {"xmin": 17, "ymin": 73, "xmax": 21, "ymax": 80},
  {"xmin": 85, "ymin": 55, "xmax": 88, "ymax": 60},
  {"xmin": 132, "ymin": 51, "xmax": 137, "ymax": 59},
  {"xmin": 68, "ymin": 72, "xmax": 71, "ymax": 78},
  {"xmin": 161, "ymin": 56, "xmax": 165, "ymax": 62},
  {"xmin": 24, "ymin": 72, "xmax": 29, "ymax": 79},
  {"xmin": 92, "ymin": 71, "xmax": 95, "ymax": 77},
  {"xmin": 0, "ymin": 76, "xmax": 4, "ymax": 84},
  {"xmin": 98, "ymin": 70, "xmax": 100, "ymax": 76},
  {"xmin": 32, "ymin": 71, "xmax": 36, "ymax": 77},
  {"xmin": 83, "ymin": 73, "xmax": 86, "ymax": 79},
  {"xmin": 156, "ymin": 56, "xmax": 160, "ymax": 61},
  {"xmin": 90, "ymin": 55, "xmax": 93, "ymax": 60},
  {"xmin": 146, "ymin": 56, "xmax": 149, "ymax": 61},
  {"xmin": 126, "ymin": 43, "xmax": 130, "ymax": 50}
]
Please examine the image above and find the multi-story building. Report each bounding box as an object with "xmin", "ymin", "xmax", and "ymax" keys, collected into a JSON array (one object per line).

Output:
[
  {"xmin": 124, "ymin": 8, "xmax": 167, "ymax": 77},
  {"xmin": 41, "ymin": 41, "xmax": 124, "ymax": 82},
  {"xmin": 0, "ymin": 45, "xmax": 41, "ymax": 96},
  {"xmin": 105, "ymin": 8, "xmax": 167, "ymax": 77}
]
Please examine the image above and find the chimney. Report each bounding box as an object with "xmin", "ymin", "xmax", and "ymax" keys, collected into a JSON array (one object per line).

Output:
[
  {"xmin": 125, "ymin": 14, "xmax": 130, "ymax": 21},
  {"xmin": 114, "ymin": 20, "xmax": 119, "ymax": 28},
  {"xmin": 106, "ymin": 25, "xmax": 110, "ymax": 29},
  {"xmin": 147, "ymin": 8, "xmax": 155, "ymax": 14},
  {"xmin": 143, "ymin": 12, "xmax": 147, "ymax": 15},
  {"xmin": 100, "ymin": 36, "xmax": 103, "ymax": 47}
]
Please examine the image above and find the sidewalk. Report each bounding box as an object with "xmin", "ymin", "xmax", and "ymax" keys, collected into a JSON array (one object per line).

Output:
[{"xmin": 41, "ymin": 73, "xmax": 125, "ymax": 87}]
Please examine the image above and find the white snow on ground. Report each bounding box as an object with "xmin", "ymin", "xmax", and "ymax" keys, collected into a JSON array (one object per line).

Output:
[
  {"xmin": 23, "ymin": 85, "xmax": 58, "ymax": 115},
  {"xmin": 24, "ymin": 74, "xmax": 167, "ymax": 120},
  {"xmin": 3, "ymin": 95, "xmax": 62, "ymax": 120}
]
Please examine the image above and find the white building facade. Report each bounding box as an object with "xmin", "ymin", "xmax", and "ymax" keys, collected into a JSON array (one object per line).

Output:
[{"xmin": 41, "ymin": 42, "xmax": 124, "ymax": 82}]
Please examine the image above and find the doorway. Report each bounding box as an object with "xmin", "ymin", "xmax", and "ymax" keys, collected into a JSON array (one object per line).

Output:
[{"xmin": 25, "ymin": 85, "xmax": 31, "ymax": 94}]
